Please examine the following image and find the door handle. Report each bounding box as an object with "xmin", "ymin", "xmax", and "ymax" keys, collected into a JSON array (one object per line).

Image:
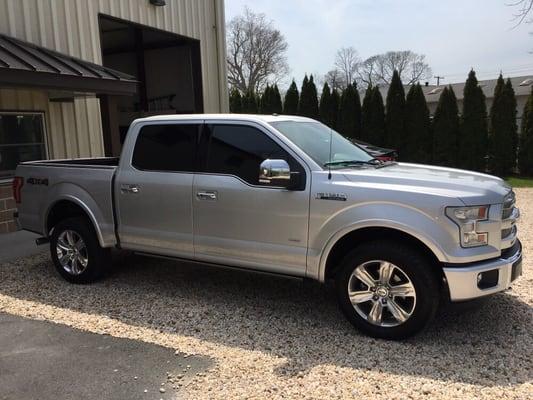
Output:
[
  {"xmin": 196, "ymin": 190, "xmax": 217, "ymax": 200},
  {"xmin": 121, "ymin": 184, "xmax": 140, "ymax": 194}
]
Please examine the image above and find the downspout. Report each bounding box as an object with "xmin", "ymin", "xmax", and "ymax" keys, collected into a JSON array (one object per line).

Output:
[{"xmin": 213, "ymin": 0, "xmax": 228, "ymax": 112}]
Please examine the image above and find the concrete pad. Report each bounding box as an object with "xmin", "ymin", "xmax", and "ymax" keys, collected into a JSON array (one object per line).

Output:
[
  {"xmin": 0, "ymin": 230, "xmax": 45, "ymax": 263},
  {"xmin": 0, "ymin": 313, "xmax": 210, "ymax": 400}
]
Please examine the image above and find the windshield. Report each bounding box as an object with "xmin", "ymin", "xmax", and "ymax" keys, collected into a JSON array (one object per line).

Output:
[{"xmin": 270, "ymin": 121, "xmax": 374, "ymax": 168}]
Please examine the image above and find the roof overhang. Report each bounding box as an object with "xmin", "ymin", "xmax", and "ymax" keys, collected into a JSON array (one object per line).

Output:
[{"xmin": 0, "ymin": 33, "xmax": 138, "ymax": 96}]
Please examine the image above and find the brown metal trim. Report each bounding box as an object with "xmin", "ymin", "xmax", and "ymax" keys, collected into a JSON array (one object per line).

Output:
[{"xmin": 0, "ymin": 69, "xmax": 138, "ymax": 96}]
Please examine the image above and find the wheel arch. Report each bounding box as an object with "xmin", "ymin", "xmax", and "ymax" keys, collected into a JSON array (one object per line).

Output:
[
  {"xmin": 45, "ymin": 198, "xmax": 104, "ymax": 247},
  {"xmin": 321, "ymin": 226, "xmax": 444, "ymax": 282}
]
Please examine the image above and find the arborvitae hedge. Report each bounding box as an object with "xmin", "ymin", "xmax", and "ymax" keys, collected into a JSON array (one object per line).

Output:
[
  {"xmin": 229, "ymin": 88, "xmax": 242, "ymax": 113},
  {"xmin": 361, "ymin": 86, "xmax": 373, "ymax": 142},
  {"xmin": 353, "ymin": 82, "xmax": 362, "ymax": 139},
  {"xmin": 284, "ymin": 80, "xmax": 299, "ymax": 115},
  {"xmin": 329, "ymin": 89, "xmax": 340, "ymax": 131},
  {"xmin": 368, "ymin": 86, "xmax": 386, "ymax": 146},
  {"xmin": 299, "ymin": 75, "xmax": 319, "ymax": 119},
  {"xmin": 338, "ymin": 83, "xmax": 359, "ymax": 139},
  {"xmin": 458, "ymin": 70, "xmax": 488, "ymax": 171},
  {"xmin": 506, "ymin": 78, "xmax": 519, "ymax": 168},
  {"xmin": 404, "ymin": 83, "xmax": 432, "ymax": 163},
  {"xmin": 385, "ymin": 70, "xmax": 406, "ymax": 152},
  {"xmin": 272, "ymin": 85, "xmax": 283, "ymax": 114},
  {"xmin": 260, "ymin": 85, "xmax": 272, "ymax": 114},
  {"xmin": 432, "ymin": 86, "xmax": 460, "ymax": 166},
  {"xmin": 489, "ymin": 75, "xmax": 517, "ymax": 176},
  {"xmin": 242, "ymin": 90, "xmax": 258, "ymax": 114},
  {"xmin": 319, "ymin": 82, "xmax": 332, "ymax": 125},
  {"xmin": 519, "ymin": 87, "xmax": 533, "ymax": 175}
]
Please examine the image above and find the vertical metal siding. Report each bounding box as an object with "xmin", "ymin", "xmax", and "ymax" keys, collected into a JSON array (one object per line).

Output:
[{"xmin": 0, "ymin": 0, "xmax": 228, "ymax": 158}]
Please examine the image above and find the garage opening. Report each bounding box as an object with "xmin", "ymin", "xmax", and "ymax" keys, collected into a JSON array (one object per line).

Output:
[{"xmin": 98, "ymin": 14, "xmax": 203, "ymax": 154}]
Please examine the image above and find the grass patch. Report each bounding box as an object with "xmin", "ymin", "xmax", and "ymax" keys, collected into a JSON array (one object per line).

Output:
[{"xmin": 505, "ymin": 176, "xmax": 533, "ymax": 188}]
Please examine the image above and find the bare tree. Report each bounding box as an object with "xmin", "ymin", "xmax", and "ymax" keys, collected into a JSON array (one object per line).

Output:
[
  {"xmin": 355, "ymin": 55, "xmax": 380, "ymax": 88},
  {"xmin": 324, "ymin": 69, "xmax": 347, "ymax": 91},
  {"xmin": 508, "ymin": 0, "xmax": 533, "ymax": 26},
  {"xmin": 334, "ymin": 47, "xmax": 360, "ymax": 87},
  {"xmin": 356, "ymin": 51, "xmax": 432, "ymax": 86},
  {"xmin": 226, "ymin": 7, "xmax": 289, "ymax": 93}
]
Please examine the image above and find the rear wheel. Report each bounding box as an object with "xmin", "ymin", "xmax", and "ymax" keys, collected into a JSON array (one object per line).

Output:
[
  {"xmin": 50, "ymin": 217, "xmax": 109, "ymax": 283},
  {"xmin": 335, "ymin": 240, "xmax": 440, "ymax": 339}
]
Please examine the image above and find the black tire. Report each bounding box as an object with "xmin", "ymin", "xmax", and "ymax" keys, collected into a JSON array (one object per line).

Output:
[
  {"xmin": 335, "ymin": 240, "xmax": 440, "ymax": 340},
  {"xmin": 50, "ymin": 217, "xmax": 110, "ymax": 284}
]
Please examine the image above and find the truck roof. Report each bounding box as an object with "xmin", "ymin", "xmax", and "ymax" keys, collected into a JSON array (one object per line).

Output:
[{"xmin": 134, "ymin": 113, "xmax": 316, "ymax": 124}]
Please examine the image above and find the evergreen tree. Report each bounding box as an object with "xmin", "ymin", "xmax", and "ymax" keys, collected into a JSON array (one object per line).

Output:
[
  {"xmin": 319, "ymin": 82, "xmax": 332, "ymax": 126},
  {"xmin": 338, "ymin": 83, "xmax": 359, "ymax": 139},
  {"xmin": 506, "ymin": 78, "xmax": 519, "ymax": 168},
  {"xmin": 404, "ymin": 83, "xmax": 432, "ymax": 163},
  {"xmin": 361, "ymin": 86, "xmax": 373, "ymax": 142},
  {"xmin": 299, "ymin": 75, "xmax": 319, "ymax": 119},
  {"xmin": 260, "ymin": 85, "xmax": 272, "ymax": 114},
  {"xmin": 329, "ymin": 89, "xmax": 340, "ymax": 131},
  {"xmin": 353, "ymin": 81, "xmax": 362, "ymax": 139},
  {"xmin": 519, "ymin": 87, "xmax": 533, "ymax": 175},
  {"xmin": 432, "ymin": 86, "xmax": 460, "ymax": 166},
  {"xmin": 229, "ymin": 88, "xmax": 242, "ymax": 113},
  {"xmin": 458, "ymin": 70, "xmax": 488, "ymax": 171},
  {"xmin": 283, "ymin": 80, "xmax": 299, "ymax": 115},
  {"xmin": 241, "ymin": 90, "xmax": 258, "ymax": 113},
  {"xmin": 489, "ymin": 75, "xmax": 517, "ymax": 176},
  {"xmin": 385, "ymin": 70, "xmax": 406, "ymax": 153},
  {"xmin": 272, "ymin": 85, "xmax": 283, "ymax": 114},
  {"xmin": 367, "ymin": 86, "xmax": 386, "ymax": 146},
  {"xmin": 298, "ymin": 75, "xmax": 309, "ymax": 116}
]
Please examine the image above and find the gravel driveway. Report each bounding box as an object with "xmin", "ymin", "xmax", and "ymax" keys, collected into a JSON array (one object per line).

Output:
[{"xmin": 0, "ymin": 189, "xmax": 532, "ymax": 399}]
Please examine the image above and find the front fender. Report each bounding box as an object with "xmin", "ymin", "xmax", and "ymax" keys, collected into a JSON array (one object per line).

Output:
[{"xmin": 307, "ymin": 202, "xmax": 500, "ymax": 282}]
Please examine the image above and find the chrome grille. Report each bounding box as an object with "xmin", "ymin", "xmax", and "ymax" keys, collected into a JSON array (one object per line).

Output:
[{"xmin": 501, "ymin": 190, "xmax": 519, "ymax": 247}]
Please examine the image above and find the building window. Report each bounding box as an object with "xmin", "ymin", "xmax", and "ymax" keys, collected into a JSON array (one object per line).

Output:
[{"xmin": 0, "ymin": 113, "xmax": 46, "ymax": 180}]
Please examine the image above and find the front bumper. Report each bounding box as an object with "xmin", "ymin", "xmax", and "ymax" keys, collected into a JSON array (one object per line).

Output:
[{"xmin": 443, "ymin": 240, "xmax": 522, "ymax": 301}]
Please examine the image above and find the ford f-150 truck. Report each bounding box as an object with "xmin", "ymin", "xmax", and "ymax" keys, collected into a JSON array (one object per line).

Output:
[{"xmin": 13, "ymin": 114, "xmax": 522, "ymax": 339}]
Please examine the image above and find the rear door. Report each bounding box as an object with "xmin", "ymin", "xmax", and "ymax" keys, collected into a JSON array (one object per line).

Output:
[
  {"xmin": 115, "ymin": 121, "xmax": 201, "ymax": 258},
  {"xmin": 192, "ymin": 122, "xmax": 310, "ymax": 276}
]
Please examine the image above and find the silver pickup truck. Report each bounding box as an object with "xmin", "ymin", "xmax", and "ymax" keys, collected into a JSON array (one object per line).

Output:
[{"xmin": 13, "ymin": 114, "xmax": 522, "ymax": 339}]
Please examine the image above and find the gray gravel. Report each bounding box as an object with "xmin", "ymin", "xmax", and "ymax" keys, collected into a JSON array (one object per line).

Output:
[{"xmin": 0, "ymin": 189, "xmax": 532, "ymax": 399}]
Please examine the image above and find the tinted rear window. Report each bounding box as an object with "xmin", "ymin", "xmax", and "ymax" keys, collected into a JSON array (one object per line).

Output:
[{"xmin": 132, "ymin": 124, "xmax": 199, "ymax": 172}]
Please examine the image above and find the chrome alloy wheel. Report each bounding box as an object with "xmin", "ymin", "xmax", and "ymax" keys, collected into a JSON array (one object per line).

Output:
[
  {"xmin": 56, "ymin": 230, "xmax": 88, "ymax": 275},
  {"xmin": 348, "ymin": 260, "xmax": 416, "ymax": 327}
]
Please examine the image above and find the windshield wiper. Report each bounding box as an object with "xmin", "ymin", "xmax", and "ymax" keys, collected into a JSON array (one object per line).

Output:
[{"xmin": 324, "ymin": 158, "xmax": 380, "ymax": 167}]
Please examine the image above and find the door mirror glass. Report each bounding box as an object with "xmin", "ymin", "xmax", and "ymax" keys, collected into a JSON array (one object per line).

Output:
[{"xmin": 259, "ymin": 159, "xmax": 291, "ymax": 187}]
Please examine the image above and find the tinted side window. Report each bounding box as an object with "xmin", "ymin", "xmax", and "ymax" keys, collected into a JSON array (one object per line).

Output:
[
  {"xmin": 205, "ymin": 124, "xmax": 301, "ymax": 185},
  {"xmin": 132, "ymin": 124, "xmax": 198, "ymax": 172}
]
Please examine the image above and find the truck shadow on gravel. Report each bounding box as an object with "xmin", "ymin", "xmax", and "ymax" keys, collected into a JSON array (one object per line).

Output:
[{"xmin": 1, "ymin": 252, "xmax": 531, "ymax": 388}]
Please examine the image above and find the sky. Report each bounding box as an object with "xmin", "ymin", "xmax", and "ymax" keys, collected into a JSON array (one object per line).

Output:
[{"xmin": 224, "ymin": 0, "xmax": 533, "ymax": 88}]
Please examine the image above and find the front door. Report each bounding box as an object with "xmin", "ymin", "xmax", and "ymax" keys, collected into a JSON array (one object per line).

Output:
[
  {"xmin": 115, "ymin": 122, "xmax": 201, "ymax": 258},
  {"xmin": 193, "ymin": 122, "xmax": 310, "ymax": 276}
]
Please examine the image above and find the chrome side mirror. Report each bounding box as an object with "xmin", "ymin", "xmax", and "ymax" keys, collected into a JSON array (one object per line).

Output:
[{"xmin": 259, "ymin": 159, "xmax": 291, "ymax": 187}]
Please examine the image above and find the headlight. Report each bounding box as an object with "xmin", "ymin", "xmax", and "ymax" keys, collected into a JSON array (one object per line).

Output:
[{"xmin": 446, "ymin": 206, "xmax": 489, "ymax": 247}]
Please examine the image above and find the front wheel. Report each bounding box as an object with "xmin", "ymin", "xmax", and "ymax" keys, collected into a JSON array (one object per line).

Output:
[
  {"xmin": 50, "ymin": 217, "xmax": 110, "ymax": 284},
  {"xmin": 335, "ymin": 241, "xmax": 440, "ymax": 339}
]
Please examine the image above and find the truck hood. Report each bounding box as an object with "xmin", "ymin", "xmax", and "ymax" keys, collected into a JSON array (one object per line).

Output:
[{"xmin": 339, "ymin": 162, "xmax": 511, "ymax": 205}]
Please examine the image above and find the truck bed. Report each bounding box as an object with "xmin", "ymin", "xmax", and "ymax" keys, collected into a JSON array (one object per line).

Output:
[{"xmin": 16, "ymin": 158, "xmax": 118, "ymax": 247}]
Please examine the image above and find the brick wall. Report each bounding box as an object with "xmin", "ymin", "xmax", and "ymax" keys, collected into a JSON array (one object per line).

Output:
[{"xmin": 0, "ymin": 183, "xmax": 18, "ymax": 233}]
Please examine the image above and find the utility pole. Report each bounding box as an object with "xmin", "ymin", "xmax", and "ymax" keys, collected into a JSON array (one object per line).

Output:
[{"xmin": 434, "ymin": 75, "xmax": 445, "ymax": 86}]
